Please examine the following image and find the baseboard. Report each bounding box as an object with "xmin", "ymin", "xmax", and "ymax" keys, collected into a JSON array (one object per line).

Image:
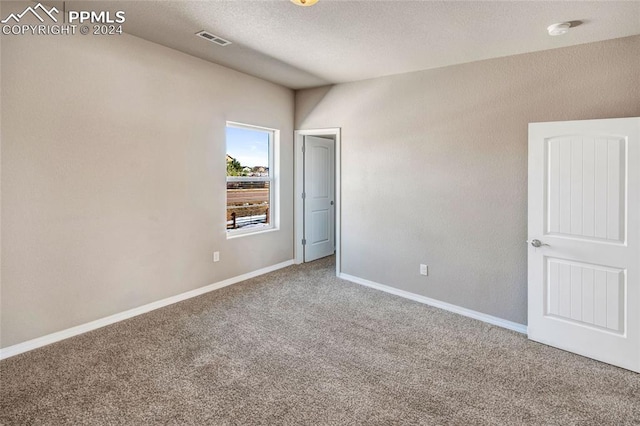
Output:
[
  {"xmin": 0, "ymin": 260, "xmax": 295, "ymax": 360},
  {"xmin": 338, "ymin": 273, "xmax": 528, "ymax": 334}
]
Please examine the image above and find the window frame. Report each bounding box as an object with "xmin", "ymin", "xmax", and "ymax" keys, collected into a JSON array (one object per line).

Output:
[{"xmin": 225, "ymin": 121, "xmax": 279, "ymax": 238}]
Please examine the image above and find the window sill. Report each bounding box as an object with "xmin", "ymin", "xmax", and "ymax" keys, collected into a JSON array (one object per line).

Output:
[{"xmin": 226, "ymin": 226, "xmax": 279, "ymax": 240}]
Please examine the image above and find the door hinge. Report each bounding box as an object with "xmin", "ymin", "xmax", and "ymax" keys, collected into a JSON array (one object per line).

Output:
[
  {"xmin": 302, "ymin": 239, "xmax": 306, "ymax": 245},
  {"xmin": 302, "ymin": 144, "xmax": 305, "ymax": 153},
  {"xmin": 302, "ymin": 192, "xmax": 306, "ymax": 199}
]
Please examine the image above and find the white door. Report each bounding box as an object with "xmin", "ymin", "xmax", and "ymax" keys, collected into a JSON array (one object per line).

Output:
[
  {"xmin": 528, "ymin": 117, "xmax": 640, "ymax": 372},
  {"xmin": 304, "ymin": 136, "xmax": 335, "ymax": 262}
]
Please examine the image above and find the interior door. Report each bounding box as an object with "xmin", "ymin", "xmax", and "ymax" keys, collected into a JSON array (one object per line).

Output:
[
  {"xmin": 304, "ymin": 136, "xmax": 335, "ymax": 262},
  {"xmin": 528, "ymin": 117, "xmax": 640, "ymax": 372}
]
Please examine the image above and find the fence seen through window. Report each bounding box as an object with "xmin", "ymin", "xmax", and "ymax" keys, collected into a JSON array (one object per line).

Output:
[{"xmin": 226, "ymin": 124, "xmax": 274, "ymax": 233}]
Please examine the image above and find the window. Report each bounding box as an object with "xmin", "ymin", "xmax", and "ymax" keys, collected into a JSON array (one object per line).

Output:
[{"xmin": 226, "ymin": 122, "xmax": 277, "ymax": 236}]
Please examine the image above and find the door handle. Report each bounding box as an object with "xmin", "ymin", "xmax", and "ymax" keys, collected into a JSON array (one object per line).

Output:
[
  {"xmin": 527, "ymin": 239, "xmax": 549, "ymax": 248},
  {"xmin": 330, "ymin": 201, "xmax": 334, "ymax": 205}
]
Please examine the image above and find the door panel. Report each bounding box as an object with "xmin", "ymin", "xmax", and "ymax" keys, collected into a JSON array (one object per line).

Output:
[
  {"xmin": 304, "ymin": 136, "xmax": 335, "ymax": 262},
  {"xmin": 547, "ymin": 136, "xmax": 626, "ymax": 242},
  {"xmin": 546, "ymin": 258, "xmax": 624, "ymax": 333},
  {"xmin": 528, "ymin": 117, "xmax": 639, "ymax": 372},
  {"xmin": 311, "ymin": 210, "xmax": 329, "ymax": 243}
]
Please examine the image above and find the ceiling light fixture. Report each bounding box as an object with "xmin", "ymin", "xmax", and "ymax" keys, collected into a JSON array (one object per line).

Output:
[
  {"xmin": 291, "ymin": 0, "xmax": 319, "ymax": 6},
  {"xmin": 547, "ymin": 22, "xmax": 571, "ymax": 36}
]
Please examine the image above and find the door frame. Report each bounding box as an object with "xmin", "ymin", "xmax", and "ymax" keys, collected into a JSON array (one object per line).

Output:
[{"xmin": 294, "ymin": 128, "xmax": 341, "ymax": 275}]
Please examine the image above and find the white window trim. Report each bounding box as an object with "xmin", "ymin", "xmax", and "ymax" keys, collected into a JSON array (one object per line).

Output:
[{"xmin": 226, "ymin": 121, "xmax": 279, "ymax": 238}]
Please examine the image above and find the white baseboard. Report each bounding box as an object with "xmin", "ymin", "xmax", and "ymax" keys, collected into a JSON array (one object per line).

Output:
[
  {"xmin": 338, "ymin": 273, "xmax": 528, "ymax": 334},
  {"xmin": 0, "ymin": 260, "xmax": 295, "ymax": 360}
]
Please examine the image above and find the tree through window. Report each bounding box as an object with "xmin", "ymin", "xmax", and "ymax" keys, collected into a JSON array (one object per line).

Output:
[{"xmin": 226, "ymin": 123, "xmax": 276, "ymax": 235}]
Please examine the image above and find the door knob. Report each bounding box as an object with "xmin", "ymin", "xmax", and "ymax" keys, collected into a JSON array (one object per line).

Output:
[
  {"xmin": 330, "ymin": 201, "xmax": 334, "ymax": 205},
  {"xmin": 528, "ymin": 239, "xmax": 548, "ymax": 248}
]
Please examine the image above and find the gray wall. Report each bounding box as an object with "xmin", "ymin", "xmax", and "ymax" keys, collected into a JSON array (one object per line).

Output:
[
  {"xmin": 1, "ymin": 26, "xmax": 294, "ymax": 347},
  {"xmin": 2, "ymin": 11, "xmax": 639, "ymax": 349},
  {"xmin": 296, "ymin": 36, "xmax": 640, "ymax": 325}
]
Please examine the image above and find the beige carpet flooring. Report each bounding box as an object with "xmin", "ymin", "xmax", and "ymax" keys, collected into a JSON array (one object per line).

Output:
[{"xmin": 1, "ymin": 256, "xmax": 639, "ymax": 425}]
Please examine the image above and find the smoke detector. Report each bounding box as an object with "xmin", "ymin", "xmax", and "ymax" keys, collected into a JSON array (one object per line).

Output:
[
  {"xmin": 547, "ymin": 22, "xmax": 571, "ymax": 36},
  {"xmin": 196, "ymin": 30, "xmax": 232, "ymax": 46}
]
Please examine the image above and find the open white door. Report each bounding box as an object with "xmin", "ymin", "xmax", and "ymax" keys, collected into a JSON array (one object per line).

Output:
[
  {"xmin": 304, "ymin": 136, "xmax": 335, "ymax": 262},
  {"xmin": 528, "ymin": 117, "xmax": 640, "ymax": 372}
]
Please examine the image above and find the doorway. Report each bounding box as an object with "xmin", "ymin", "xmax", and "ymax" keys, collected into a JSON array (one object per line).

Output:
[{"xmin": 294, "ymin": 129, "xmax": 341, "ymax": 274}]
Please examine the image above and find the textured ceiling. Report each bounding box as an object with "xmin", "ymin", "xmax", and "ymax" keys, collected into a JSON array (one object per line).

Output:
[{"xmin": 60, "ymin": 1, "xmax": 640, "ymax": 89}]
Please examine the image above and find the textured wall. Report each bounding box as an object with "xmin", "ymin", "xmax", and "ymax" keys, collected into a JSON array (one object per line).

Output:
[
  {"xmin": 1, "ymin": 27, "xmax": 294, "ymax": 347},
  {"xmin": 296, "ymin": 36, "xmax": 640, "ymax": 325}
]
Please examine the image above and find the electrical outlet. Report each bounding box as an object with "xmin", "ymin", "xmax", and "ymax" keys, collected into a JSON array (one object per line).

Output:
[
  {"xmin": 213, "ymin": 251, "xmax": 220, "ymax": 262},
  {"xmin": 420, "ymin": 264, "xmax": 428, "ymax": 276}
]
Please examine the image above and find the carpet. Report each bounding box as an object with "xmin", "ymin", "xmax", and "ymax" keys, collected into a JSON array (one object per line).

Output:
[{"xmin": 1, "ymin": 256, "xmax": 639, "ymax": 425}]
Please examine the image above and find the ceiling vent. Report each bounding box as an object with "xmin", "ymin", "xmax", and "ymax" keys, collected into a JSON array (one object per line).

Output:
[{"xmin": 195, "ymin": 30, "xmax": 232, "ymax": 47}]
